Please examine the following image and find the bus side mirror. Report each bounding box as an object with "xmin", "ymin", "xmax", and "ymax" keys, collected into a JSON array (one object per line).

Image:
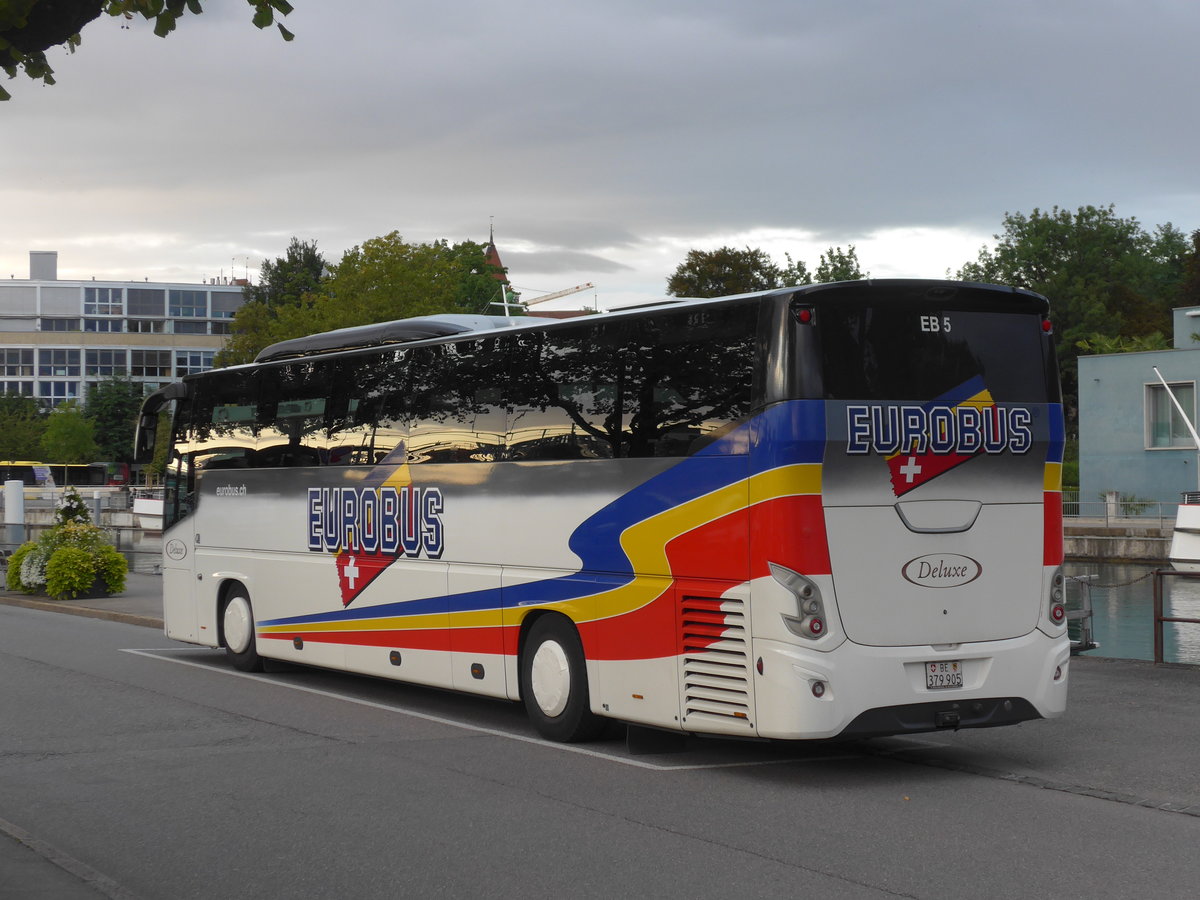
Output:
[
  {"xmin": 133, "ymin": 381, "xmax": 189, "ymax": 464},
  {"xmin": 134, "ymin": 414, "xmax": 158, "ymax": 463}
]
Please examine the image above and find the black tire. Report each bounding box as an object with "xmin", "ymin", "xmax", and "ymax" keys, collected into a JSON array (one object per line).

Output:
[
  {"xmin": 519, "ymin": 615, "xmax": 605, "ymax": 742},
  {"xmin": 222, "ymin": 588, "xmax": 263, "ymax": 672}
]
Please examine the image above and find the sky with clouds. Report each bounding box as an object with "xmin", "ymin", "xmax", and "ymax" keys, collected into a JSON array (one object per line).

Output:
[{"xmin": 2, "ymin": 0, "xmax": 1197, "ymax": 310}]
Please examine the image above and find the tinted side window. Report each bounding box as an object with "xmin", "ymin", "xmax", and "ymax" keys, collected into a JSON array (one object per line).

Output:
[
  {"xmin": 184, "ymin": 369, "xmax": 259, "ymax": 470},
  {"xmin": 406, "ymin": 339, "xmax": 506, "ymax": 463},
  {"xmin": 326, "ymin": 351, "xmax": 407, "ymax": 465},
  {"xmin": 255, "ymin": 363, "xmax": 329, "ymax": 467},
  {"xmin": 508, "ymin": 303, "xmax": 757, "ymax": 460},
  {"xmin": 622, "ymin": 305, "xmax": 757, "ymax": 457},
  {"xmin": 508, "ymin": 325, "xmax": 623, "ymax": 460}
]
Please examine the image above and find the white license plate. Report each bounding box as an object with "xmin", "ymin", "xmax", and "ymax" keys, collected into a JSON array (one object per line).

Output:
[{"xmin": 925, "ymin": 660, "xmax": 963, "ymax": 690}]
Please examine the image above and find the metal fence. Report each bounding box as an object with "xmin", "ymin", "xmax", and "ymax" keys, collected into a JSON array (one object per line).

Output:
[
  {"xmin": 0, "ymin": 486, "xmax": 162, "ymax": 574},
  {"xmin": 1062, "ymin": 490, "xmax": 1179, "ymax": 529},
  {"xmin": 1152, "ymin": 569, "xmax": 1200, "ymax": 665}
]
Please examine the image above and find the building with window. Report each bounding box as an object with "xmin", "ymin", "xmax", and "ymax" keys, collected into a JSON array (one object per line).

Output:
[
  {"xmin": 1078, "ymin": 305, "xmax": 1200, "ymax": 508},
  {"xmin": 1, "ymin": 251, "xmax": 243, "ymax": 408}
]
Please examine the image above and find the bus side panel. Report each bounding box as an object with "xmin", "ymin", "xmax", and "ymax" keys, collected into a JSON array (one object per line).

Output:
[
  {"xmin": 587, "ymin": 573, "xmax": 675, "ymax": 728},
  {"xmin": 162, "ymin": 547, "xmax": 201, "ymax": 644},
  {"xmin": 283, "ymin": 559, "xmax": 451, "ymax": 689},
  {"xmin": 448, "ymin": 563, "xmax": 507, "ymax": 698}
]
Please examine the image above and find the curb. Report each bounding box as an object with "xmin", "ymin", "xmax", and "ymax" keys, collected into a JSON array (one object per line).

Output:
[{"xmin": 0, "ymin": 594, "xmax": 162, "ymax": 630}]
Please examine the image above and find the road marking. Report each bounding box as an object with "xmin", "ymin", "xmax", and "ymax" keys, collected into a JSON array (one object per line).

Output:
[{"xmin": 120, "ymin": 648, "xmax": 853, "ymax": 772}]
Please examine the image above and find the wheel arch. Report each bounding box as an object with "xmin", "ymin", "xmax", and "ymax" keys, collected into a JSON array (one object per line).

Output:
[
  {"xmin": 215, "ymin": 577, "xmax": 251, "ymax": 650},
  {"xmin": 515, "ymin": 609, "xmax": 576, "ymax": 698}
]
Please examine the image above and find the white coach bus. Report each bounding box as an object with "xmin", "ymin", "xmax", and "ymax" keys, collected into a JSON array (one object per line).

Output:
[{"xmin": 135, "ymin": 280, "xmax": 1069, "ymax": 742}]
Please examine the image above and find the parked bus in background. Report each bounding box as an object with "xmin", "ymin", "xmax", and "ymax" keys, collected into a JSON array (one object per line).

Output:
[
  {"xmin": 11, "ymin": 461, "xmax": 131, "ymax": 487},
  {"xmin": 0, "ymin": 459, "xmax": 129, "ymax": 490},
  {"xmin": 135, "ymin": 280, "xmax": 1068, "ymax": 743},
  {"xmin": 0, "ymin": 461, "xmax": 49, "ymax": 486}
]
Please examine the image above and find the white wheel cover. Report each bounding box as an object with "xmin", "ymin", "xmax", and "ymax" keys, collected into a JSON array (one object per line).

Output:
[
  {"xmin": 530, "ymin": 639, "xmax": 571, "ymax": 717},
  {"xmin": 224, "ymin": 596, "xmax": 253, "ymax": 654}
]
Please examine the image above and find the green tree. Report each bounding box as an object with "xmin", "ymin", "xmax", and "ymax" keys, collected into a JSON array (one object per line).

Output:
[
  {"xmin": 780, "ymin": 253, "xmax": 813, "ymax": 287},
  {"xmin": 1075, "ymin": 333, "xmax": 1171, "ymax": 354},
  {"xmin": 0, "ymin": 393, "xmax": 45, "ymax": 460},
  {"xmin": 1, "ymin": 0, "xmax": 294, "ymax": 101},
  {"xmin": 959, "ymin": 206, "xmax": 1186, "ymax": 342},
  {"xmin": 667, "ymin": 244, "xmax": 870, "ymax": 298},
  {"xmin": 1178, "ymin": 229, "xmax": 1200, "ymax": 310},
  {"xmin": 243, "ymin": 236, "xmax": 326, "ymax": 309},
  {"xmin": 443, "ymin": 239, "xmax": 517, "ymax": 315},
  {"xmin": 957, "ymin": 205, "xmax": 1189, "ymax": 421},
  {"xmin": 315, "ymin": 234, "xmax": 506, "ymax": 327},
  {"xmin": 666, "ymin": 247, "xmax": 783, "ymax": 297},
  {"xmin": 222, "ymin": 233, "xmax": 508, "ymax": 365},
  {"xmin": 218, "ymin": 237, "xmax": 328, "ymax": 366},
  {"xmin": 814, "ymin": 245, "xmax": 867, "ymax": 283},
  {"xmin": 41, "ymin": 402, "xmax": 99, "ymax": 464},
  {"xmin": 85, "ymin": 377, "xmax": 144, "ymax": 462}
]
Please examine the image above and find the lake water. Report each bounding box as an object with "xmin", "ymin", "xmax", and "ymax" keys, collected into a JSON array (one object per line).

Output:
[{"xmin": 1063, "ymin": 561, "xmax": 1200, "ymax": 665}]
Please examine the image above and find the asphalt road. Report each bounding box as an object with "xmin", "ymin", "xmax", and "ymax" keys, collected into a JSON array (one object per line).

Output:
[{"xmin": 2, "ymin": 603, "xmax": 1199, "ymax": 900}]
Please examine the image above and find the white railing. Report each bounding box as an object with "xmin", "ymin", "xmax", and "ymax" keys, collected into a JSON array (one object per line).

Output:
[{"xmin": 1062, "ymin": 490, "xmax": 1178, "ymax": 528}]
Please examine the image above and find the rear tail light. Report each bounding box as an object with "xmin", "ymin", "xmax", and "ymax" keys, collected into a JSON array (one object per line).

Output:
[
  {"xmin": 791, "ymin": 301, "xmax": 816, "ymax": 325},
  {"xmin": 1047, "ymin": 569, "xmax": 1067, "ymax": 629},
  {"xmin": 770, "ymin": 562, "xmax": 829, "ymax": 642}
]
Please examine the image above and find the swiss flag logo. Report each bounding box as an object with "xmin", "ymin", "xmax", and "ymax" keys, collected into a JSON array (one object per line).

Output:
[
  {"xmin": 335, "ymin": 550, "xmax": 395, "ymax": 607},
  {"xmin": 883, "ymin": 378, "xmax": 995, "ymax": 497},
  {"xmin": 887, "ymin": 448, "xmax": 977, "ymax": 496}
]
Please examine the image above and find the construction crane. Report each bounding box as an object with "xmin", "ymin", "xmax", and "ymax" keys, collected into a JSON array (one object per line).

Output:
[{"xmin": 523, "ymin": 282, "xmax": 595, "ymax": 307}]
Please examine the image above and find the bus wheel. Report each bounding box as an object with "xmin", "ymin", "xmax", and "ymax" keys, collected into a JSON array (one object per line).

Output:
[
  {"xmin": 520, "ymin": 616, "xmax": 604, "ymax": 742},
  {"xmin": 222, "ymin": 589, "xmax": 263, "ymax": 673}
]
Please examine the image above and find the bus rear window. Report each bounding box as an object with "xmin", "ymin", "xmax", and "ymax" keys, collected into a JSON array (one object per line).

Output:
[{"xmin": 818, "ymin": 304, "xmax": 1057, "ymax": 403}]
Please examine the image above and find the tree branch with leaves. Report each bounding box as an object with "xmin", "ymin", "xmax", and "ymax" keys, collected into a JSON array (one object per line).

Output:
[{"xmin": 0, "ymin": 0, "xmax": 294, "ymax": 100}]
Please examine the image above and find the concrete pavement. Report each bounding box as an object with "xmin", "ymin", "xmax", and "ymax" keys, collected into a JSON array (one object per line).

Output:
[
  {"xmin": 2, "ymin": 572, "xmax": 1200, "ymax": 814},
  {"xmin": 0, "ymin": 571, "xmax": 163, "ymax": 629},
  {"xmin": 3, "ymin": 570, "xmax": 1200, "ymax": 899}
]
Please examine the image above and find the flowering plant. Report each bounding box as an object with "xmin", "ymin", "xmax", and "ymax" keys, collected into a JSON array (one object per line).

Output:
[
  {"xmin": 55, "ymin": 486, "xmax": 91, "ymax": 526},
  {"xmin": 5, "ymin": 489, "xmax": 127, "ymax": 600}
]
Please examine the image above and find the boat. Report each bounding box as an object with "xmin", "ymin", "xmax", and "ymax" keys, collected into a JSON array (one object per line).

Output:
[
  {"xmin": 132, "ymin": 492, "xmax": 164, "ymax": 533},
  {"xmin": 1170, "ymin": 492, "xmax": 1200, "ymax": 572},
  {"xmin": 1150, "ymin": 367, "xmax": 1200, "ymax": 572}
]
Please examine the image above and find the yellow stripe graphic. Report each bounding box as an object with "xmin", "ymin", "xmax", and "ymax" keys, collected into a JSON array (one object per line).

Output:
[
  {"xmin": 264, "ymin": 463, "xmax": 822, "ymax": 635},
  {"xmin": 1043, "ymin": 462, "xmax": 1062, "ymax": 492}
]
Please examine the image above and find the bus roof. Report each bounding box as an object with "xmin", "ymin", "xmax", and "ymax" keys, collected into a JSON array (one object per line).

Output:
[
  {"xmin": 248, "ymin": 280, "xmax": 1046, "ymax": 365},
  {"xmin": 251, "ymin": 299, "xmax": 738, "ymax": 364},
  {"xmin": 254, "ymin": 314, "xmax": 523, "ymax": 363}
]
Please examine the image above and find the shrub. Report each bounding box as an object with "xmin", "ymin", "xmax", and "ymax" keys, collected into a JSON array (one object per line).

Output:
[
  {"xmin": 41, "ymin": 521, "xmax": 110, "ymax": 556},
  {"xmin": 5, "ymin": 543, "xmax": 35, "ymax": 592},
  {"xmin": 45, "ymin": 546, "xmax": 97, "ymax": 600},
  {"xmin": 6, "ymin": 516, "xmax": 127, "ymax": 599},
  {"xmin": 95, "ymin": 546, "xmax": 127, "ymax": 595}
]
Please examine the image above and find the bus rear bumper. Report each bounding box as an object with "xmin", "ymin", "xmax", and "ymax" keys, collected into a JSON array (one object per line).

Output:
[
  {"xmin": 749, "ymin": 631, "xmax": 1070, "ymax": 741},
  {"xmin": 837, "ymin": 696, "xmax": 1041, "ymax": 739}
]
